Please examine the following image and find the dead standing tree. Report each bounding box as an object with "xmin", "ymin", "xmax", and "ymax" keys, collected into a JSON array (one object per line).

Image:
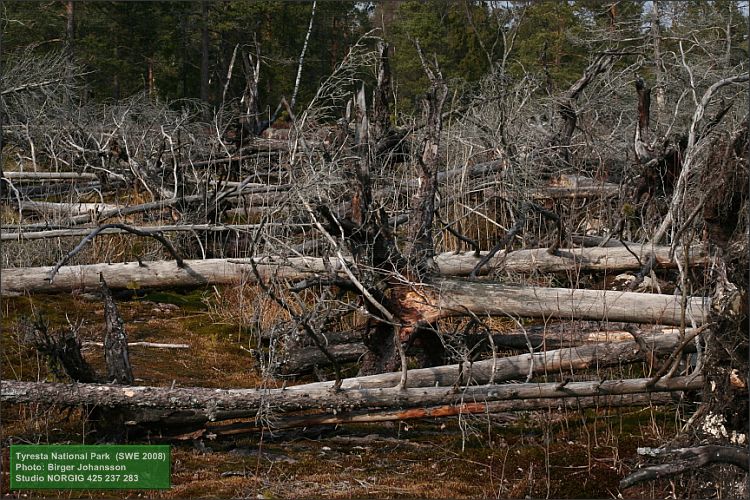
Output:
[{"xmin": 314, "ymin": 42, "xmax": 450, "ymax": 378}]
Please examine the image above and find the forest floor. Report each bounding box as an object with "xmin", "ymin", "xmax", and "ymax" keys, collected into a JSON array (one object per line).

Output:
[{"xmin": 1, "ymin": 288, "xmax": 682, "ymax": 499}]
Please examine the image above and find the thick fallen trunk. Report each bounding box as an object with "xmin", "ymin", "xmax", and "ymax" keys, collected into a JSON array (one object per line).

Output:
[
  {"xmin": 383, "ymin": 275, "xmax": 705, "ymax": 365},
  {"xmin": 4, "ymin": 171, "xmax": 97, "ymax": 180},
  {"xmin": 0, "ymin": 376, "xmax": 702, "ymax": 414},
  {"xmin": 3, "ymin": 171, "xmax": 123, "ymax": 182},
  {"xmin": 0, "ymin": 256, "xmax": 330, "ymax": 295},
  {"xmin": 18, "ymin": 194, "xmax": 205, "ymax": 229},
  {"xmin": 426, "ymin": 279, "xmax": 707, "ymax": 329},
  {"xmin": 193, "ymin": 392, "xmax": 675, "ymax": 437},
  {"xmin": 434, "ymin": 244, "xmax": 706, "ymax": 275},
  {"xmin": 1, "ymin": 245, "xmax": 706, "ymax": 295}
]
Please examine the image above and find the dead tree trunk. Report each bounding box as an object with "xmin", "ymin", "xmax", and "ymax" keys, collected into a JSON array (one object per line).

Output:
[
  {"xmin": 430, "ymin": 279, "xmax": 707, "ymax": 328},
  {"xmin": 1, "ymin": 245, "xmax": 707, "ymax": 295},
  {"xmin": 404, "ymin": 45, "xmax": 448, "ymax": 277},
  {"xmin": 199, "ymin": 392, "xmax": 674, "ymax": 438},
  {"xmin": 0, "ymin": 376, "xmax": 703, "ymax": 415},
  {"xmin": 278, "ymin": 328, "xmax": 695, "ymax": 383},
  {"xmin": 100, "ymin": 276, "xmax": 133, "ymax": 384},
  {"xmin": 290, "ymin": 329, "xmax": 698, "ymax": 390},
  {"xmin": 239, "ymin": 45, "xmax": 261, "ymax": 137},
  {"xmin": 359, "ymin": 45, "xmax": 449, "ymax": 376},
  {"xmin": 21, "ymin": 316, "xmax": 97, "ymax": 383}
]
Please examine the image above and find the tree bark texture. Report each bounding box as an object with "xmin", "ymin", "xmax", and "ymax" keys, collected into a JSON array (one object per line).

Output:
[
  {"xmin": 426, "ymin": 279, "xmax": 707, "ymax": 332},
  {"xmin": 100, "ymin": 277, "xmax": 133, "ymax": 384}
]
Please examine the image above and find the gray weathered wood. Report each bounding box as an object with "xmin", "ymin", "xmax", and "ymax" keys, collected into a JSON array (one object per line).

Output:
[
  {"xmin": 0, "ymin": 376, "xmax": 702, "ymax": 414},
  {"xmin": 430, "ymin": 279, "xmax": 707, "ymax": 327},
  {"xmin": 275, "ymin": 327, "xmax": 682, "ymax": 375},
  {"xmin": 1, "ymin": 245, "xmax": 707, "ymax": 294},
  {"xmin": 288, "ymin": 330, "xmax": 697, "ymax": 390},
  {"xmin": 1, "ymin": 223, "xmax": 299, "ymax": 241}
]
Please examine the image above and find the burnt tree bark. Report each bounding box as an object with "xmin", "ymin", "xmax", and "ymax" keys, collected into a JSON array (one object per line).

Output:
[
  {"xmin": 100, "ymin": 276, "xmax": 133, "ymax": 385},
  {"xmin": 21, "ymin": 316, "xmax": 97, "ymax": 383}
]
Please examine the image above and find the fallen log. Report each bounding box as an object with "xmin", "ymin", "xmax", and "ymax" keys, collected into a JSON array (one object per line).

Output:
[
  {"xmin": 285, "ymin": 330, "xmax": 697, "ymax": 390},
  {"xmin": 2, "ymin": 171, "xmax": 123, "ymax": 182},
  {"xmin": 81, "ymin": 342, "xmax": 190, "ymax": 349},
  {"xmin": 4, "ymin": 171, "xmax": 97, "ymax": 180},
  {"xmin": 0, "ymin": 256, "xmax": 330, "ymax": 295},
  {"xmin": 275, "ymin": 325, "xmax": 644, "ymax": 375},
  {"xmin": 1, "ymin": 245, "xmax": 707, "ymax": 295},
  {"xmin": 19, "ymin": 201, "xmax": 120, "ymax": 217},
  {"xmin": 17, "ymin": 194, "xmax": 206, "ymax": 229},
  {"xmin": 427, "ymin": 279, "xmax": 707, "ymax": 329},
  {"xmin": 0, "ymin": 224, "xmax": 299, "ymax": 242},
  {"xmin": 192, "ymin": 392, "xmax": 675, "ymax": 438},
  {"xmin": 14, "ymin": 183, "xmax": 279, "ymax": 229},
  {"xmin": 434, "ymin": 244, "xmax": 707, "ymax": 275},
  {"xmin": 0, "ymin": 376, "xmax": 703, "ymax": 415}
]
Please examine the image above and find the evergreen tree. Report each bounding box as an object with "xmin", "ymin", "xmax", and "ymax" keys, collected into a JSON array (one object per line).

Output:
[{"xmin": 386, "ymin": 0, "xmax": 499, "ymax": 110}]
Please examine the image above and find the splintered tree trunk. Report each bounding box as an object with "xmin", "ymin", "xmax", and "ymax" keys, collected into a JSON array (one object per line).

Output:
[
  {"xmin": 240, "ymin": 47, "xmax": 260, "ymax": 136},
  {"xmin": 361, "ymin": 47, "xmax": 448, "ymax": 376},
  {"xmin": 21, "ymin": 318, "xmax": 97, "ymax": 383},
  {"xmin": 100, "ymin": 276, "xmax": 133, "ymax": 384},
  {"xmin": 404, "ymin": 54, "xmax": 448, "ymax": 276},
  {"xmin": 97, "ymin": 276, "xmax": 134, "ymax": 440}
]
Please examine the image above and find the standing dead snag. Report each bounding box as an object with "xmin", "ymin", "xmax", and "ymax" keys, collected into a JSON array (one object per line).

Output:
[
  {"xmin": 405, "ymin": 42, "xmax": 449, "ymax": 278},
  {"xmin": 100, "ymin": 274, "xmax": 133, "ymax": 385},
  {"xmin": 356, "ymin": 43, "xmax": 449, "ymax": 376}
]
